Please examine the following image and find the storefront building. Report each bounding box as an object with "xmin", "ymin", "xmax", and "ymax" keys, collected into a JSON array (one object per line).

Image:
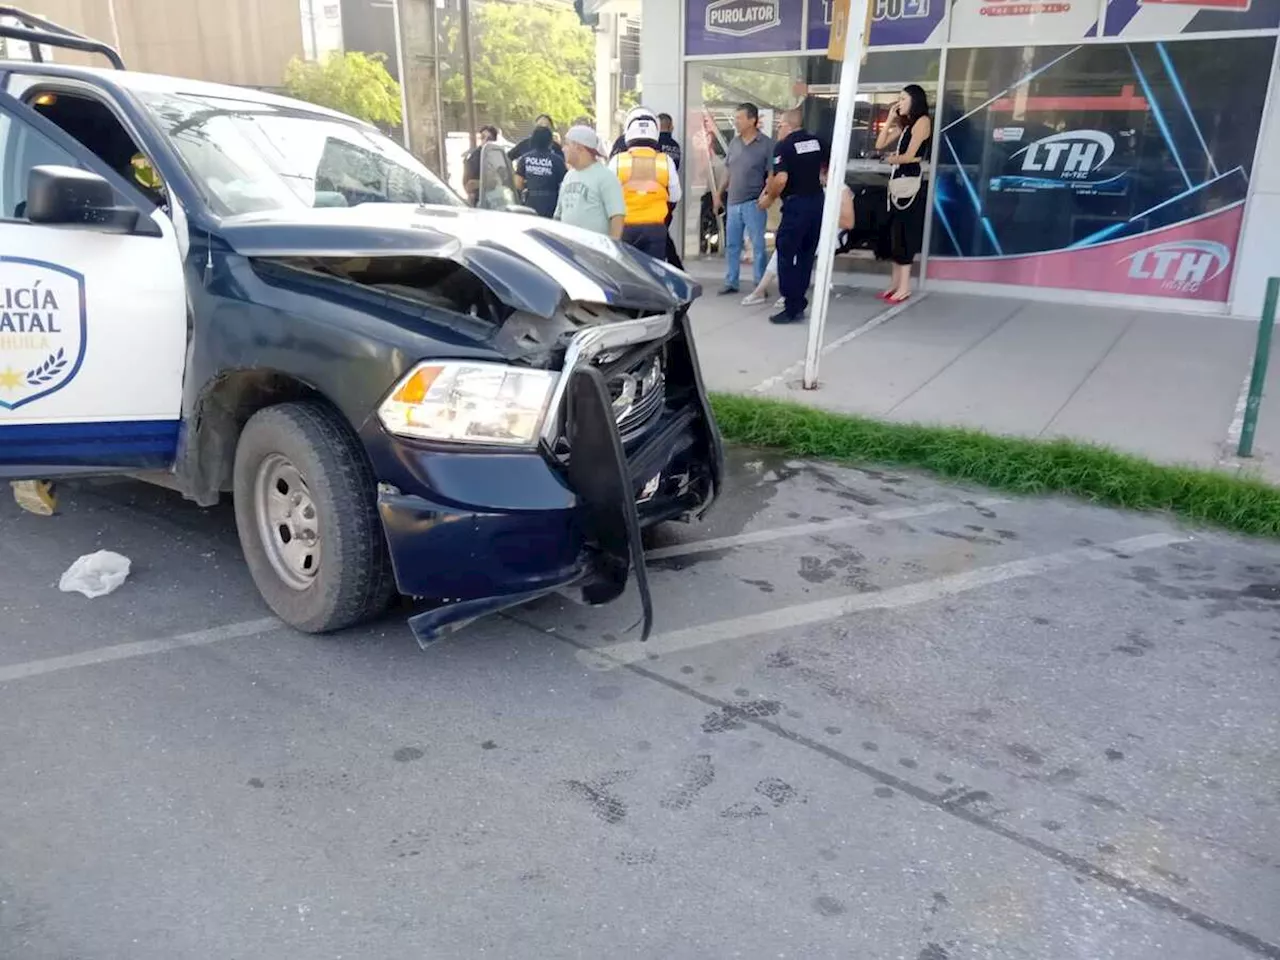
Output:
[{"xmin": 636, "ymin": 0, "xmax": 1280, "ymax": 316}]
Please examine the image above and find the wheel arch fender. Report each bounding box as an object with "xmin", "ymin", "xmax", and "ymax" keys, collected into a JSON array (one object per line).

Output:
[{"xmin": 175, "ymin": 368, "xmax": 341, "ymax": 507}]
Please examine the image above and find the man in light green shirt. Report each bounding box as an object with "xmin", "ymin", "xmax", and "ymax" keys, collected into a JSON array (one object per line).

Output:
[{"xmin": 555, "ymin": 126, "xmax": 625, "ymax": 239}]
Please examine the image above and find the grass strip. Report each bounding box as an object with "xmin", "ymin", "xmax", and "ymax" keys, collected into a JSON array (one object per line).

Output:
[{"xmin": 709, "ymin": 393, "xmax": 1280, "ymax": 539}]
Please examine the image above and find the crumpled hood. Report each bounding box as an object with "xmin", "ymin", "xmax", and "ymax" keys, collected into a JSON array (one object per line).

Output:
[{"xmin": 217, "ymin": 203, "xmax": 700, "ymax": 319}]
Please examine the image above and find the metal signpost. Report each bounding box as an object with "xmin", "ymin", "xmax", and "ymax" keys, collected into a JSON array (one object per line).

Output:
[
  {"xmin": 1237, "ymin": 276, "xmax": 1279, "ymax": 459},
  {"xmin": 802, "ymin": 0, "xmax": 871, "ymax": 390}
]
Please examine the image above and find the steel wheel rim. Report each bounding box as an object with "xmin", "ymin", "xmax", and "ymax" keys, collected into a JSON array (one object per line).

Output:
[{"xmin": 254, "ymin": 453, "xmax": 321, "ymax": 591}]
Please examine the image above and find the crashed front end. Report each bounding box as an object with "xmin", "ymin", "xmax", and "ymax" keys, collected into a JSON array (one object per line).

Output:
[{"xmin": 367, "ymin": 303, "xmax": 724, "ymax": 647}]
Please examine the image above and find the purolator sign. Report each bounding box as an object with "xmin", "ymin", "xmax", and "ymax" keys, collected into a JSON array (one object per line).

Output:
[{"xmin": 705, "ymin": 0, "xmax": 781, "ymax": 37}]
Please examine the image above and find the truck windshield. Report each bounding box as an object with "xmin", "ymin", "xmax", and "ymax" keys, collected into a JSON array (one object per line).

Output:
[{"xmin": 136, "ymin": 91, "xmax": 465, "ymax": 215}]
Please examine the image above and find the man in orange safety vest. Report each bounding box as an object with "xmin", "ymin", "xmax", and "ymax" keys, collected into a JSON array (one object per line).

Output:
[{"xmin": 607, "ymin": 106, "xmax": 683, "ymax": 262}]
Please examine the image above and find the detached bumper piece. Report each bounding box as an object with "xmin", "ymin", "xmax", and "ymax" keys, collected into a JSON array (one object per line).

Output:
[
  {"xmin": 565, "ymin": 364, "xmax": 653, "ymax": 640},
  {"xmin": 398, "ymin": 367, "xmax": 651, "ymax": 648},
  {"xmin": 376, "ymin": 310, "xmax": 723, "ymax": 648}
]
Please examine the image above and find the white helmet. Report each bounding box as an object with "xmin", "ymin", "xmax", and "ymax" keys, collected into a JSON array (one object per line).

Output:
[{"xmin": 623, "ymin": 106, "xmax": 660, "ymax": 146}]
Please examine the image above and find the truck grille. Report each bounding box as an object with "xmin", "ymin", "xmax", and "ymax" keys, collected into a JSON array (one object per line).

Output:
[{"xmin": 608, "ymin": 352, "xmax": 665, "ymax": 443}]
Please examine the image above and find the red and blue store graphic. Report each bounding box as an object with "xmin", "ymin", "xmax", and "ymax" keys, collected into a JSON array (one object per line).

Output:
[
  {"xmin": 927, "ymin": 37, "xmax": 1276, "ymax": 302},
  {"xmin": 1105, "ymin": 0, "xmax": 1280, "ymax": 37}
]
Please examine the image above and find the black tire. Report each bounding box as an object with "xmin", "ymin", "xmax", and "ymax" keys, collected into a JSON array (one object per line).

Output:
[{"xmin": 232, "ymin": 401, "xmax": 396, "ymax": 633}]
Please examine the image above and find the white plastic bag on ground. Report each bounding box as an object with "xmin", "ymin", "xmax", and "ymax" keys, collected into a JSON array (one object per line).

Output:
[{"xmin": 59, "ymin": 551, "xmax": 132, "ymax": 599}]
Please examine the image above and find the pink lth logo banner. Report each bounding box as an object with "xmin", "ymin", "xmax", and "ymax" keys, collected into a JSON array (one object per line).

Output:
[
  {"xmin": 927, "ymin": 205, "xmax": 1244, "ymax": 302},
  {"xmin": 1137, "ymin": 0, "xmax": 1252, "ymax": 9}
]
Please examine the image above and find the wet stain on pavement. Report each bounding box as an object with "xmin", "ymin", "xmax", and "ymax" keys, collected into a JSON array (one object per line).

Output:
[
  {"xmin": 660, "ymin": 755, "xmax": 715, "ymax": 811},
  {"xmin": 1241, "ymin": 582, "xmax": 1280, "ymax": 601},
  {"xmin": 1115, "ymin": 628, "xmax": 1156, "ymax": 657},
  {"xmin": 720, "ymin": 801, "xmax": 766, "ymax": 819},
  {"xmin": 564, "ymin": 770, "xmax": 633, "ymax": 824},
  {"xmin": 1080, "ymin": 793, "xmax": 1125, "ymax": 813},
  {"xmin": 756, "ymin": 777, "xmax": 798, "ymax": 807},
  {"xmin": 247, "ymin": 778, "xmax": 265, "ymax": 788},
  {"xmin": 1006, "ymin": 743, "xmax": 1046, "ymax": 766},
  {"xmin": 701, "ymin": 699, "xmax": 783, "ymax": 734},
  {"xmin": 812, "ymin": 895, "xmax": 847, "ymax": 917}
]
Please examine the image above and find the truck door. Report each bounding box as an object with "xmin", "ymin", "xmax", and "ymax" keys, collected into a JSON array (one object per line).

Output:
[{"xmin": 0, "ymin": 91, "xmax": 186, "ymax": 480}]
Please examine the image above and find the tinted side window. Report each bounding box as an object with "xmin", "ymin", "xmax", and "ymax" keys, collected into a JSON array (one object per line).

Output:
[
  {"xmin": 315, "ymin": 137, "xmax": 430, "ymax": 206},
  {"xmin": 0, "ymin": 108, "xmax": 81, "ymax": 219}
]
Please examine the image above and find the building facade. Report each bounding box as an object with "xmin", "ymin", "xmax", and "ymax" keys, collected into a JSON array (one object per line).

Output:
[
  {"xmin": 639, "ymin": 0, "xmax": 1280, "ymax": 317},
  {"xmin": 9, "ymin": 0, "xmax": 306, "ymax": 89}
]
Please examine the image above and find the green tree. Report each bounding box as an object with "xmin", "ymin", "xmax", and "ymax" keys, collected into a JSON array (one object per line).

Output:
[
  {"xmin": 441, "ymin": 1, "xmax": 594, "ymax": 133},
  {"xmin": 283, "ymin": 51, "xmax": 403, "ymax": 127}
]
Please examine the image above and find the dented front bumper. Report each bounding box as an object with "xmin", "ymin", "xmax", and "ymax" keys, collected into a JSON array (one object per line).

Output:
[{"xmin": 367, "ymin": 311, "xmax": 724, "ymax": 646}]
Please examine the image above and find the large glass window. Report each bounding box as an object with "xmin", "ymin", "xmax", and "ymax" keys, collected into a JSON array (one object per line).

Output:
[
  {"xmin": 682, "ymin": 50, "xmax": 940, "ymax": 270},
  {"xmin": 928, "ymin": 38, "xmax": 1276, "ymax": 302}
]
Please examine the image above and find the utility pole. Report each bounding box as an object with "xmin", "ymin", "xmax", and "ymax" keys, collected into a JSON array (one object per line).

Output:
[
  {"xmin": 396, "ymin": 0, "xmax": 445, "ymax": 175},
  {"xmin": 305, "ymin": 0, "xmax": 320, "ymax": 59},
  {"xmin": 459, "ymin": 0, "xmax": 477, "ymax": 149}
]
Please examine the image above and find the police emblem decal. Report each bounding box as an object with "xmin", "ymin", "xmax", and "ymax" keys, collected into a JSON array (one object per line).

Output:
[{"xmin": 0, "ymin": 257, "xmax": 87, "ymax": 411}]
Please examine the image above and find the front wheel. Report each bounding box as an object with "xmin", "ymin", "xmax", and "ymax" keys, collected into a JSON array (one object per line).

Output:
[{"xmin": 233, "ymin": 401, "xmax": 395, "ymax": 633}]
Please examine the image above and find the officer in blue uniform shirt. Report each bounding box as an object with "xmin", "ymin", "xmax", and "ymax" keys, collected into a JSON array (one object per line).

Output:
[
  {"xmin": 759, "ymin": 108, "xmax": 827, "ymax": 324},
  {"xmin": 514, "ymin": 125, "xmax": 567, "ymax": 218}
]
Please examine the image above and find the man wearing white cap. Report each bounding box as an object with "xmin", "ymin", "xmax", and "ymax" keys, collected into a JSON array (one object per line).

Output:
[{"xmin": 554, "ymin": 125, "xmax": 625, "ymax": 239}]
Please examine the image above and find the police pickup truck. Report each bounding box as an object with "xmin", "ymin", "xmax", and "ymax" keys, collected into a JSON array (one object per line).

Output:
[{"xmin": 0, "ymin": 12, "xmax": 723, "ymax": 645}]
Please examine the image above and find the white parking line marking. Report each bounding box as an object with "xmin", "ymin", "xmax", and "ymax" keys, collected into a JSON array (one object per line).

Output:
[
  {"xmin": 646, "ymin": 497, "xmax": 1009, "ymax": 561},
  {"xmin": 0, "ymin": 502, "xmax": 998, "ymax": 684},
  {"xmin": 0, "ymin": 618, "xmax": 282, "ymax": 685},
  {"xmin": 578, "ymin": 533, "xmax": 1190, "ymax": 671}
]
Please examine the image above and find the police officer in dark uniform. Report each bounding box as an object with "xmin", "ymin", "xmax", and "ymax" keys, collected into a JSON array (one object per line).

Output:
[
  {"xmin": 463, "ymin": 125, "xmax": 499, "ymax": 206},
  {"xmin": 514, "ymin": 125, "xmax": 567, "ymax": 218},
  {"xmin": 760, "ymin": 108, "xmax": 826, "ymax": 324},
  {"xmin": 656, "ymin": 113, "xmax": 684, "ymax": 270},
  {"xmin": 511, "ymin": 115, "xmax": 563, "ymax": 162}
]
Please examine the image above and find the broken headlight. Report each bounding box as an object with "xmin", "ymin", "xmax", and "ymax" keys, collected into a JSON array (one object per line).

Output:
[{"xmin": 377, "ymin": 361, "xmax": 556, "ymax": 448}]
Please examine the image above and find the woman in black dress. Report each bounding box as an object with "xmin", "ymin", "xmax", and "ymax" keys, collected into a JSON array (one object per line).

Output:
[{"xmin": 875, "ymin": 84, "xmax": 932, "ymax": 303}]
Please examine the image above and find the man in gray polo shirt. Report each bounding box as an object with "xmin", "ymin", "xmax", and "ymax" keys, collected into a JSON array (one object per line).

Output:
[{"xmin": 714, "ymin": 102, "xmax": 773, "ymax": 295}]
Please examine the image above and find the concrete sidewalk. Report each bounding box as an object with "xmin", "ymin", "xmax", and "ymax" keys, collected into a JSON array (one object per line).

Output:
[{"xmin": 687, "ymin": 269, "xmax": 1280, "ymax": 482}]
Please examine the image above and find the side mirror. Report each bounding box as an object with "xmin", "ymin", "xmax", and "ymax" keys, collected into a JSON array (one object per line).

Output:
[{"xmin": 25, "ymin": 165, "xmax": 147, "ymax": 235}]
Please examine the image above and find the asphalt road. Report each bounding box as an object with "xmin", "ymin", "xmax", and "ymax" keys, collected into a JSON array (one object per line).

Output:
[{"xmin": 1, "ymin": 451, "xmax": 1278, "ymax": 960}]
